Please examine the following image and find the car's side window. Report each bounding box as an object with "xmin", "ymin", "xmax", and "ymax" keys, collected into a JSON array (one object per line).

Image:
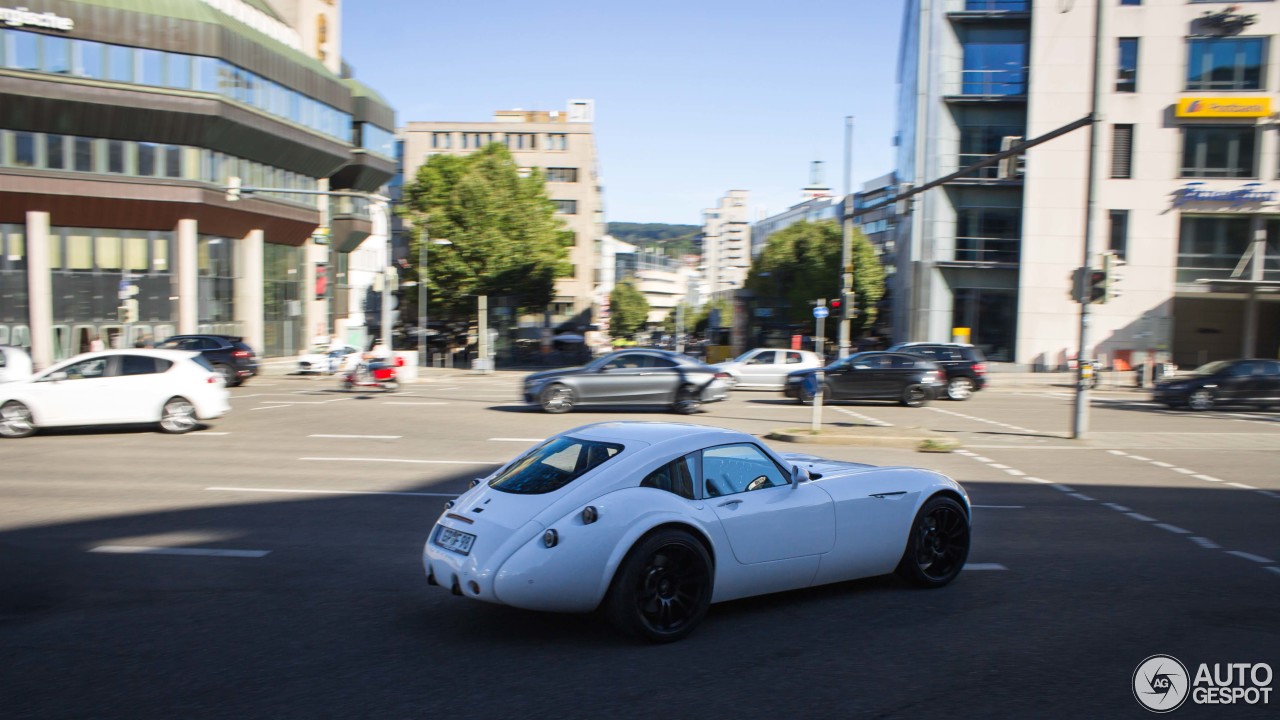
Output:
[
  {"xmin": 640, "ymin": 454, "xmax": 697, "ymax": 499},
  {"xmin": 196, "ymin": 338, "xmax": 220, "ymax": 351},
  {"xmin": 61, "ymin": 357, "xmax": 108, "ymax": 380},
  {"xmin": 120, "ymin": 355, "xmax": 158, "ymax": 376},
  {"xmin": 701, "ymin": 443, "xmax": 789, "ymax": 498},
  {"xmin": 648, "ymin": 356, "xmax": 678, "ymax": 369},
  {"xmin": 856, "ymin": 355, "xmax": 884, "ymax": 370},
  {"xmin": 891, "ymin": 355, "xmax": 918, "ymax": 369},
  {"xmin": 603, "ymin": 354, "xmax": 643, "ymax": 371},
  {"xmin": 1228, "ymin": 362, "xmax": 1256, "ymax": 377},
  {"xmin": 785, "ymin": 352, "xmax": 803, "ymax": 364},
  {"xmin": 745, "ymin": 351, "xmax": 775, "ymax": 366},
  {"xmin": 1262, "ymin": 361, "xmax": 1280, "ymax": 377}
]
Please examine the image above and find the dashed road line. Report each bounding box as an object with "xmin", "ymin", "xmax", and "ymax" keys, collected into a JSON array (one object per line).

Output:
[
  {"xmin": 91, "ymin": 545, "xmax": 270, "ymax": 558},
  {"xmin": 1068, "ymin": 492, "xmax": 1095, "ymax": 501},
  {"xmin": 1103, "ymin": 503, "xmax": 1132, "ymax": 512},
  {"xmin": 830, "ymin": 407, "xmax": 893, "ymax": 427},
  {"xmin": 1050, "ymin": 484, "xmax": 1074, "ymax": 493},
  {"xmin": 1225, "ymin": 550, "xmax": 1275, "ymax": 564},
  {"xmin": 1114, "ymin": 454, "xmax": 1277, "ymax": 501},
  {"xmin": 1227, "ymin": 482, "xmax": 1257, "ymax": 490},
  {"xmin": 1190, "ymin": 537, "xmax": 1222, "ymax": 550},
  {"xmin": 1154, "ymin": 523, "xmax": 1191, "ymax": 535},
  {"xmin": 963, "ymin": 563, "xmax": 1008, "ymax": 571},
  {"xmin": 925, "ymin": 406, "xmax": 1036, "ymax": 434},
  {"xmin": 308, "ymin": 434, "xmax": 402, "ymax": 440},
  {"xmin": 383, "ymin": 402, "xmax": 448, "ymax": 406},
  {"xmin": 1125, "ymin": 512, "xmax": 1156, "ymax": 522}
]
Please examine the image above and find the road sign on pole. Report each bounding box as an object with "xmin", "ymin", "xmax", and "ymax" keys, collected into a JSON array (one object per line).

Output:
[{"xmin": 813, "ymin": 306, "xmax": 829, "ymax": 319}]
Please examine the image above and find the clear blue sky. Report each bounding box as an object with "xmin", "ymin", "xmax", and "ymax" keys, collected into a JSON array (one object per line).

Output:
[{"xmin": 341, "ymin": 0, "xmax": 905, "ymax": 225}]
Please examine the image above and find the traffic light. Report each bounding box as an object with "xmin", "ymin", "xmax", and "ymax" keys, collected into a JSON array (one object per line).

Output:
[
  {"xmin": 1088, "ymin": 268, "xmax": 1107, "ymax": 303},
  {"xmin": 1069, "ymin": 267, "xmax": 1086, "ymax": 303},
  {"xmin": 842, "ymin": 290, "xmax": 857, "ymax": 319},
  {"xmin": 118, "ymin": 299, "xmax": 138, "ymax": 323}
]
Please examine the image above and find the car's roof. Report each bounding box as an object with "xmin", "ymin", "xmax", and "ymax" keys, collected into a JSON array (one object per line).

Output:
[
  {"xmin": 568, "ymin": 421, "xmax": 746, "ymax": 445},
  {"xmin": 60, "ymin": 349, "xmax": 199, "ymax": 361},
  {"xmin": 891, "ymin": 342, "xmax": 975, "ymax": 348},
  {"xmin": 164, "ymin": 334, "xmax": 243, "ymax": 342}
]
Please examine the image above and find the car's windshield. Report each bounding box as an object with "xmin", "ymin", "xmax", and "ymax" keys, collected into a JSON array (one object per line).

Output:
[
  {"xmin": 488, "ymin": 436, "xmax": 624, "ymax": 494},
  {"xmin": 1191, "ymin": 360, "xmax": 1230, "ymax": 376}
]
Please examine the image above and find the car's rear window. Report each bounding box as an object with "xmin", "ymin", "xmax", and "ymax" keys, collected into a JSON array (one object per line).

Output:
[
  {"xmin": 190, "ymin": 355, "xmax": 216, "ymax": 373},
  {"xmin": 489, "ymin": 436, "xmax": 624, "ymax": 495}
]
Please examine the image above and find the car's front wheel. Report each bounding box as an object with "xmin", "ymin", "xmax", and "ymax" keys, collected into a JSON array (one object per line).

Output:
[
  {"xmin": 901, "ymin": 384, "xmax": 930, "ymax": 407},
  {"xmin": 1188, "ymin": 389, "xmax": 1215, "ymax": 411},
  {"xmin": 604, "ymin": 528, "xmax": 712, "ymax": 643},
  {"xmin": 896, "ymin": 495, "xmax": 970, "ymax": 588},
  {"xmin": 946, "ymin": 376, "xmax": 974, "ymax": 401},
  {"xmin": 539, "ymin": 383, "xmax": 575, "ymax": 413},
  {"xmin": 159, "ymin": 397, "xmax": 198, "ymax": 434},
  {"xmin": 0, "ymin": 401, "xmax": 36, "ymax": 438}
]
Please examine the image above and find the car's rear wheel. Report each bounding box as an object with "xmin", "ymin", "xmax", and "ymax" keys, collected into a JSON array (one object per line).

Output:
[
  {"xmin": 604, "ymin": 529, "xmax": 712, "ymax": 643},
  {"xmin": 214, "ymin": 363, "xmax": 237, "ymax": 387},
  {"xmin": 946, "ymin": 376, "xmax": 974, "ymax": 401},
  {"xmin": 540, "ymin": 383, "xmax": 575, "ymax": 414},
  {"xmin": 0, "ymin": 401, "xmax": 36, "ymax": 439},
  {"xmin": 159, "ymin": 397, "xmax": 197, "ymax": 434},
  {"xmin": 1188, "ymin": 389, "xmax": 1215, "ymax": 411},
  {"xmin": 901, "ymin": 384, "xmax": 930, "ymax": 407},
  {"xmin": 896, "ymin": 495, "xmax": 970, "ymax": 588},
  {"xmin": 673, "ymin": 385, "xmax": 701, "ymax": 415}
]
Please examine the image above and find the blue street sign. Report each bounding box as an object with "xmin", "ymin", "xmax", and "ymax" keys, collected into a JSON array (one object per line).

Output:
[{"xmin": 813, "ymin": 306, "xmax": 829, "ymax": 319}]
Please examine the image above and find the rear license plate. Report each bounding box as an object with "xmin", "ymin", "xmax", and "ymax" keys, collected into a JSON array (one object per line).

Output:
[{"xmin": 434, "ymin": 525, "xmax": 476, "ymax": 555}]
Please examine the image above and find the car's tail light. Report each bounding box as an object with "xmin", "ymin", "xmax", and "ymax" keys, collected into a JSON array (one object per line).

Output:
[
  {"xmin": 714, "ymin": 371, "xmax": 732, "ymax": 381},
  {"xmin": 232, "ymin": 350, "xmax": 251, "ymax": 358},
  {"xmin": 207, "ymin": 375, "xmax": 218, "ymax": 384},
  {"xmin": 973, "ymin": 362, "xmax": 987, "ymax": 375}
]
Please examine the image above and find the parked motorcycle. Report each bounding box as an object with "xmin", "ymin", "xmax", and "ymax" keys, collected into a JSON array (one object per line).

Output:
[{"xmin": 339, "ymin": 358, "xmax": 400, "ymax": 392}]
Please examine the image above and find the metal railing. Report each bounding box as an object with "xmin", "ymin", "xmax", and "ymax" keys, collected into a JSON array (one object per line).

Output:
[
  {"xmin": 948, "ymin": 237, "xmax": 1021, "ymax": 264},
  {"xmin": 949, "ymin": 69, "xmax": 1028, "ymax": 97}
]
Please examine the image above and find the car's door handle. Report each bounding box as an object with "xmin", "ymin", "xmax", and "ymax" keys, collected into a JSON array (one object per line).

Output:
[
  {"xmin": 718, "ymin": 499, "xmax": 742, "ymax": 508},
  {"xmin": 870, "ymin": 491, "xmax": 907, "ymax": 499}
]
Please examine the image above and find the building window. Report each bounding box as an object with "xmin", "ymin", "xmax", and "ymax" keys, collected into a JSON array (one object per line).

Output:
[
  {"xmin": 1180, "ymin": 126, "xmax": 1256, "ymax": 178},
  {"xmin": 46, "ymin": 134, "xmax": 64, "ymax": 170},
  {"xmin": 545, "ymin": 167, "xmax": 578, "ymax": 183},
  {"xmin": 431, "ymin": 132, "xmax": 452, "ymax": 149},
  {"xmin": 552, "ymin": 200, "xmax": 578, "ymax": 214},
  {"xmin": 1178, "ymin": 216, "xmax": 1251, "ymax": 283},
  {"xmin": 73, "ymin": 137, "xmax": 92, "ymax": 172},
  {"xmin": 138, "ymin": 142, "xmax": 157, "ymax": 177},
  {"xmin": 1117, "ymin": 38, "xmax": 1138, "ymax": 92},
  {"xmin": 1186, "ymin": 37, "xmax": 1266, "ymax": 91},
  {"xmin": 547, "ymin": 133, "xmax": 568, "ymax": 151},
  {"xmin": 1109, "ymin": 210, "xmax": 1129, "ymax": 261},
  {"xmin": 961, "ymin": 27, "xmax": 1028, "ymax": 95},
  {"xmin": 12, "ymin": 132, "xmax": 35, "ymax": 168},
  {"xmin": 1111, "ymin": 124, "xmax": 1133, "ymax": 179},
  {"xmin": 106, "ymin": 140, "xmax": 125, "ymax": 174}
]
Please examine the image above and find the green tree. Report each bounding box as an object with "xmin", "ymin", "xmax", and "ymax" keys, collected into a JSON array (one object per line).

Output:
[
  {"xmin": 400, "ymin": 144, "xmax": 574, "ymax": 319},
  {"xmin": 744, "ymin": 220, "xmax": 884, "ymax": 339},
  {"xmin": 609, "ymin": 280, "xmax": 650, "ymax": 338}
]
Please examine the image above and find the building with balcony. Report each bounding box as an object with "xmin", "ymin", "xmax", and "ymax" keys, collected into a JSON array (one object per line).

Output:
[
  {"xmin": 397, "ymin": 101, "xmax": 604, "ymax": 331},
  {"xmin": 702, "ymin": 190, "xmax": 751, "ymax": 300},
  {"xmin": 0, "ymin": 0, "xmax": 396, "ymax": 367},
  {"xmin": 896, "ymin": 0, "xmax": 1280, "ymax": 367}
]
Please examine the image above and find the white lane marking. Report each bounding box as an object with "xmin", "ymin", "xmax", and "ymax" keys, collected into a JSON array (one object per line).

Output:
[
  {"xmin": 1227, "ymin": 482, "xmax": 1257, "ymax": 490},
  {"xmin": 308, "ymin": 434, "xmax": 402, "ymax": 440},
  {"xmin": 1129, "ymin": 455, "xmax": 1152, "ymax": 462},
  {"xmin": 973, "ymin": 456, "xmax": 993, "ymax": 463},
  {"xmin": 988, "ymin": 463, "xmax": 1011, "ymax": 470},
  {"xmin": 251, "ymin": 405, "xmax": 291, "ymax": 411},
  {"xmin": 963, "ymin": 563, "xmax": 1008, "ymax": 571},
  {"xmin": 191, "ymin": 432, "xmax": 231, "ymax": 436},
  {"xmin": 972, "ymin": 505, "xmax": 1024, "ymax": 509},
  {"xmin": 1150, "ymin": 461, "xmax": 1175, "ymax": 468},
  {"xmin": 1103, "ymin": 503, "xmax": 1132, "ymax": 512},
  {"xmin": 925, "ymin": 406, "xmax": 1036, "ymax": 433},
  {"xmin": 1259, "ymin": 490, "xmax": 1280, "ymax": 500},
  {"xmin": 1190, "ymin": 537, "xmax": 1222, "ymax": 549},
  {"xmin": 1050, "ymin": 484, "xmax": 1074, "ymax": 493},
  {"xmin": 206, "ymin": 486, "xmax": 458, "ymax": 498},
  {"xmin": 1194, "ymin": 475, "xmax": 1222, "ymax": 483},
  {"xmin": 298, "ymin": 457, "xmax": 500, "ymax": 465},
  {"xmin": 1155, "ymin": 523, "xmax": 1191, "ymax": 535},
  {"xmin": 90, "ymin": 545, "xmax": 269, "ymax": 558},
  {"xmin": 1126, "ymin": 512, "xmax": 1156, "ymax": 522},
  {"xmin": 831, "ymin": 407, "xmax": 893, "ymax": 427},
  {"xmin": 383, "ymin": 402, "xmax": 448, "ymax": 406},
  {"xmin": 1226, "ymin": 550, "xmax": 1275, "ymax": 564},
  {"xmin": 1107, "ymin": 450, "xmax": 1128, "ymax": 456},
  {"xmin": 1068, "ymin": 493, "xmax": 1095, "ymax": 501},
  {"xmin": 1026, "ymin": 478, "xmax": 1053, "ymax": 485},
  {"xmin": 489, "ymin": 437, "xmax": 546, "ymax": 442},
  {"xmin": 1003, "ymin": 469, "xmax": 1027, "ymax": 477},
  {"xmin": 1172, "ymin": 468, "xmax": 1196, "ymax": 475}
]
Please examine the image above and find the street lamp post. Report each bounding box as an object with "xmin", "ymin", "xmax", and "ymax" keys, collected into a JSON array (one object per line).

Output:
[{"xmin": 417, "ymin": 227, "xmax": 452, "ymax": 368}]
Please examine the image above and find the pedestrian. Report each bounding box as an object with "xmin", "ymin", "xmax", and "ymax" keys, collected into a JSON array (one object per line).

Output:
[{"xmin": 88, "ymin": 333, "xmax": 105, "ymax": 352}]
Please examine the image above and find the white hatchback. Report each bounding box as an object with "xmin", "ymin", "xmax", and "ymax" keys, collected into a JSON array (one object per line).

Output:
[
  {"xmin": 713, "ymin": 348, "xmax": 824, "ymax": 390},
  {"xmin": 0, "ymin": 350, "xmax": 230, "ymax": 438}
]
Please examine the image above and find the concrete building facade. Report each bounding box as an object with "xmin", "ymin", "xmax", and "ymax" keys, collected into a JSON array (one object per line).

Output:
[
  {"xmin": 0, "ymin": 0, "xmax": 395, "ymax": 367},
  {"xmin": 896, "ymin": 0, "xmax": 1280, "ymax": 367},
  {"xmin": 398, "ymin": 101, "xmax": 604, "ymax": 329},
  {"xmin": 701, "ymin": 190, "xmax": 751, "ymax": 300}
]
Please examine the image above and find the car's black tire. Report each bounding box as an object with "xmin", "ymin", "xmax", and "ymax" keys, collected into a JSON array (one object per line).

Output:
[
  {"xmin": 604, "ymin": 528, "xmax": 713, "ymax": 643},
  {"xmin": 0, "ymin": 400, "xmax": 36, "ymax": 439},
  {"xmin": 673, "ymin": 385, "xmax": 701, "ymax": 415},
  {"xmin": 901, "ymin": 384, "xmax": 930, "ymax": 407},
  {"xmin": 1188, "ymin": 389, "xmax": 1215, "ymax": 411},
  {"xmin": 896, "ymin": 495, "xmax": 970, "ymax": 588},
  {"xmin": 946, "ymin": 376, "xmax": 974, "ymax": 401},
  {"xmin": 158, "ymin": 396, "xmax": 198, "ymax": 434},
  {"xmin": 214, "ymin": 363, "xmax": 236, "ymax": 387},
  {"xmin": 540, "ymin": 383, "xmax": 575, "ymax": 414},
  {"xmin": 798, "ymin": 383, "xmax": 829, "ymax": 406}
]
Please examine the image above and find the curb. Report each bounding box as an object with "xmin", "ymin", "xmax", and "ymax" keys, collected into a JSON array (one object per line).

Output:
[{"xmin": 766, "ymin": 428, "xmax": 956, "ymax": 450}]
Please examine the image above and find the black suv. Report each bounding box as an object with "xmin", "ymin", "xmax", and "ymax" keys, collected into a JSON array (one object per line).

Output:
[
  {"xmin": 888, "ymin": 342, "xmax": 987, "ymax": 401},
  {"xmin": 156, "ymin": 334, "xmax": 258, "ymax": 386}
]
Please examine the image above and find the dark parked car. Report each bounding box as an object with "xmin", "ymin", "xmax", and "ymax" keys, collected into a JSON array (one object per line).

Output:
[
  {"xmin": 156, "ymin": 334, "xmax": 258, "ymax": 387},
  {"xmin": 784, "ymin": 351, "xmax": 945, "ymax": 407},
  {"xmin": 888, "ymin": 342, "xmax": 987, "ymax": 400},
  {"xmin": 522, "ymin": 349, "xmax": 732, "ymax": 414},
  {"xmin": 1152, "ymin": 359, "xmax": 1280, "ymax": 411}
]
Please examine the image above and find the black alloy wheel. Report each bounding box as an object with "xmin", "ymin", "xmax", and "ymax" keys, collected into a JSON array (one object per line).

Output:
[
  {"xmin": 1187, "ymin": 389, "xmax": 1215, "ymax": 411},
  {"xmin": 0, "ymin": 401, "xmax": 36, "ymax": 438},
  {"xmin": 946, "ymin": 376, "xmax": 974, "ymax": 401},
  {"xmin": 215, "ymin": 363, "xmax": 236, "ymax": 386},
  {"xmin": 540, "ymin": 384, "xmax": 575, "ymax": 414},
  {"xmin": 605, "ymin": 529, "xmax": 712, "ymax": 643},
  {"xmin": 673, "ymin": 385, "xmax": 701, "ymax": 415},
  {"xmin": 896, "ymin": 495, "xmax": 970, "ymax": 588},
  {"xmin": 901, "ymin": 384, "xmax": 929, "ymax": 407}
]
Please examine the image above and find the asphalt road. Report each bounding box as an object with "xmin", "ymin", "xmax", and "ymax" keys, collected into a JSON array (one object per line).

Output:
[{"xmin": 2, "ymin": 370, "xmax": 1278, "ymax": 719}]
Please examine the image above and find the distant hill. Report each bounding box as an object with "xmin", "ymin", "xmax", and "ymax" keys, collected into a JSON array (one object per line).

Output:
[{"xmin": 608, "ymin": 222, "xmax": 701, "ymax": 257}]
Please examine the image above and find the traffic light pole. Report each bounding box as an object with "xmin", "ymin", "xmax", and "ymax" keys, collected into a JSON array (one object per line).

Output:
[
  {"xmin": 838, "ymin": 116, "xmax": 854, "ymax": 360},
  {"xmin": 1072, "ymin": 0, "xmax": 1105, "ymax": 440}
]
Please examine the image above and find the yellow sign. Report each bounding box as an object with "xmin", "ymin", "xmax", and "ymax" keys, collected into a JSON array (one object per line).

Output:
[{"xmin": 1176, "ymin": 97, "xmax": 1272, "ymax": 118}]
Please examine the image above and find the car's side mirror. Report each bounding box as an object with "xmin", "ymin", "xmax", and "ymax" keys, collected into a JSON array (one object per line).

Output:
[
  {"xmin": 44, "ymin": 371, "xmax": 68, "ymax": 382},
  {"xmin": 791, "ymin": 465, "xmax": 811, "ymax": 487}
]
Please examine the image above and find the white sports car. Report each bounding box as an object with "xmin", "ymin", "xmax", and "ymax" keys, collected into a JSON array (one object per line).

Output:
[{"xmin": 422, "ymin": 421, "xmax": 971, "ymax": 642}]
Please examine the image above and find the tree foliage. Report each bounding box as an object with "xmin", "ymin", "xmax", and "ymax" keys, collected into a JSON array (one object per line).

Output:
[
  {"xmin": 609, "ymin": 280, "xmax": 650, "ymax": 338},
  {"xmin": 744, "ymin": 220, "xmax": 885, "ymax": 337},
  {"xmin": 400, "ymin": 144, "xmax": 574, "ymax": 318}
]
